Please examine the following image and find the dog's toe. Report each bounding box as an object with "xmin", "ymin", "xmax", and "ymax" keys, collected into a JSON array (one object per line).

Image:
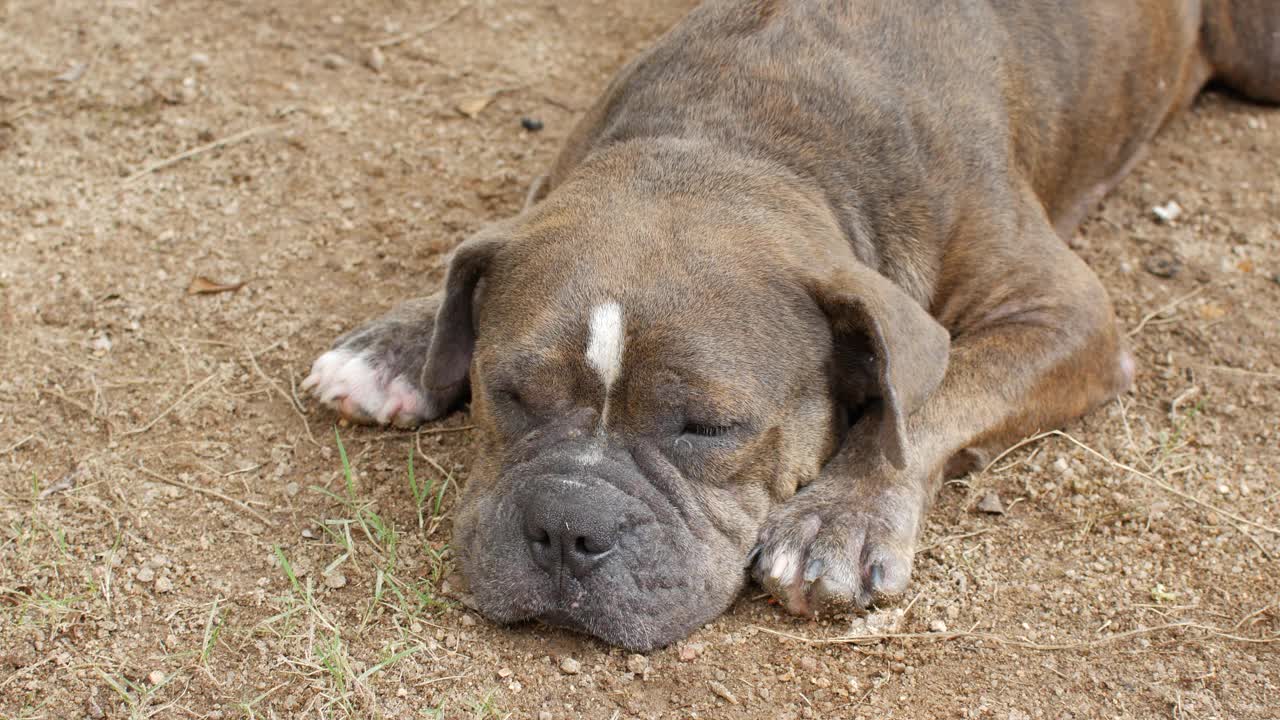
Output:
[
  {"xmin": 304, "ymin": 348, "xmax": 429, "ymax": 426},
  {"xmin": 751, "ymin": 489, "xmax": 918, "ymax": 617}
]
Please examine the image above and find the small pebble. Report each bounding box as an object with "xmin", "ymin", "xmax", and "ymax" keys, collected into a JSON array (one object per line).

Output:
[
  {"xmin": 460, "ymin": 614, "xmax": 476, "ymax": 627},
  {"xmin": 323, "ymin": 572, "xmax": 347, "ymax": 589},
  {"xmin": 929, "ymin": 619, "xmax": 948, "ymax": 633},
  {"xmin": 798, "ymin": 656, "xmax": 818, "ymax": 672},
  {"xmin": 366, "ymin": 46, "xmax": 386, "ymax": 72},
  {"xmin": 559, "ymin": 657, "xmax": 581, "ymax": 675},
  {"xmin": 155, "ymin": 577, "xmax": 174, "ymax": 593},
  {"xmin": 521, "ymin": 116, "xmax": 544, "ymax": 132},
  {"xmin": 190, "ymin": 52, "xmax": 210, "ymax": 68},
  {"xmin": 709, "ymin": 680, "xmax": 739, "ymax": 705},
  {"xmin": 1152, "ymin": 200, "xmax": 1182, "ymax": 223},
  {"xmin": 301, "ymin": 528, "xmax": 315, "ymax": 539},
  {"xmin": 497, "ymin": 667, "xmax": 513, "ymax": 678},
  {"xmin": 678, "ymin": 642, "xmax": 705, "ymax": 661},
  {"xmin": 538, "ymin": 713, "xmax": 553, "ymax": 720},
  {"xmin": 977, "ymin": 491, "xmax": 1005, "ymax": 515},
  {"xmin": 322, "ymin": 53, "xmax": 348, "ymax": 70},
  {"xmin": 148, "ymin": 670, "xmax": 164, "ymax": 685},
  {"xmin": 136, "ymin": 566, "xmax": 155, "ymax": 583},
  {"xmin": 285, "ymin": 482, "xmax": 300, "ymax": 497}
]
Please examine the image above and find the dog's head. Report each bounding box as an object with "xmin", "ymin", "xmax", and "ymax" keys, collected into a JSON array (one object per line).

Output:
[{"xmin": 426, "ymin": 144, "xmax": 949, "ymax": 650}]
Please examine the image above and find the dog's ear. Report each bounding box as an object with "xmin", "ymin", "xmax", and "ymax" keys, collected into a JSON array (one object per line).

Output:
[
  {"xmin": 421, "ymin": 232, "xmax": 506, "ymax": 394},
  {"xmin": 807, "ymin": 265, "xmax": 950, "ymax": 468}
]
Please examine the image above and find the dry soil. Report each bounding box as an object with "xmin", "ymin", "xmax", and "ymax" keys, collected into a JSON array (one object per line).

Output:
[{"xmin": 1, "ymin": 1, "xmax": 1278, "ymax": 718}]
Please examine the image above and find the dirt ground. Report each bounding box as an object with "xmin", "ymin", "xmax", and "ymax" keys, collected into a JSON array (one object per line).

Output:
[{"xmin": 2, "ymin": 1, "xmax": 1278, "ymax": 718}]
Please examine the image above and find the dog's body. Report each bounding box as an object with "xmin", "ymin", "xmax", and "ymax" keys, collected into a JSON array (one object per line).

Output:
[{"xmin": 303, "ymin": 0, "xmax": 1279, "ymax": 649}]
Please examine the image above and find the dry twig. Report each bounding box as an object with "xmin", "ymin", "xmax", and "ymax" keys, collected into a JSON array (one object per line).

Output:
[
  {"xmin": 753, "ymin": 620, "xmax": 1279, "ymax": 650},
  {"xmin": 1127, "ymin": 287, "xmax": 1206, "ymax": 338},
  {"xmin": 243, "ymin": 345, "xmax": 320, "ymax": 448},
  {"xmin": 124, "ymin": 124, "xmax": 285, "ymax": 185},
  {"xmin": 136, "ymin": 462, "xmax": 272, "ymax": 526},
  {"xmin": 370, "ymin": 5, "xmax": 467, "ymax": 48},
  {"xmin": 123, "ymin": 372, "xmax": 220, "ymax": 437}
]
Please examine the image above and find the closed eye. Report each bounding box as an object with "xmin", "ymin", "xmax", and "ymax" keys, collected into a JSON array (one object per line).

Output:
[{"xmin": 683, "ymin": 423, "xmax": 734, "ymax": 438}]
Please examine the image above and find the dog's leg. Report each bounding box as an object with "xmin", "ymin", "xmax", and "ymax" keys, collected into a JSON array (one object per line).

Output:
[
  {"xmin": 753, "ymin": 192, "xmax": 1135, "ymax": 614},
  {"xmin": 1204, "ymin": 0, "xmax": 1280, "ymax": 103},
  {"xmin": 303, "ymin": 294, "xmax": 462, "ymax": 426}
]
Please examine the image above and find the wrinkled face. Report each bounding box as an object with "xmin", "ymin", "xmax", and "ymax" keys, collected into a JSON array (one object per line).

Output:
[{"xmin": 449, "ymin": 202, "xmax": 844, "ymax": 650}]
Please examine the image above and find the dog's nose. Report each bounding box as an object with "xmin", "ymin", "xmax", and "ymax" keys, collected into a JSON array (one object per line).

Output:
[{"xmin": 521, "ymin": 481, "xmax": 620, "ymax": 579}]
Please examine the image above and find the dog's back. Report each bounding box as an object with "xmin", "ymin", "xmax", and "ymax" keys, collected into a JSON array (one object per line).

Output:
[{"xmin": 550, "ymin": 1, "xmax": 1256, "ymax": 254}]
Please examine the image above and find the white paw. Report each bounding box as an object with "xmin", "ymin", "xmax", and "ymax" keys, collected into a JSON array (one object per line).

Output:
[{"xmin": 301, "ymin": 349, "xmax": 430, "ymax": 427}]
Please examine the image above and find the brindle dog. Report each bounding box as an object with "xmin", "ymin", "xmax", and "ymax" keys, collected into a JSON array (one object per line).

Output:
[{"xmin": 304, "ymin": 0, "xmax": 1279, "ymax": 649}]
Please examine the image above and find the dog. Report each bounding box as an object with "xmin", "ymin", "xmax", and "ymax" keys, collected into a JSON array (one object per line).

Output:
[{"xmin": 302, "ymin": 0, "xmax": 1279, "ymax": 650}]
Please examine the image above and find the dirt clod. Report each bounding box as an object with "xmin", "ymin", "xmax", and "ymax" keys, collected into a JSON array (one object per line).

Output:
[
  {"xmin": 558, "ymin": 657, "xmax": 581, "ymax": 675},
  {"xmin": 626, "ymin": 653, "xmax": 649, "ymax": 675},
  {"xmin": 1143, "ymin": 250, "xmax": 1182, "ymax": 278}
]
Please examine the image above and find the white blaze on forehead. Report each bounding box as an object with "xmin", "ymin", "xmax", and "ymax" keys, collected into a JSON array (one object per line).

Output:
[{"xmin": 586, "ymin": 301, "xmax": 625, "ymax": 392}]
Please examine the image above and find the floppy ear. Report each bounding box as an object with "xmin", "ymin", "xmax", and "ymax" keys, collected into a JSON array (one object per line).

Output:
[
  {"xmin": 421, "ymin": 233, "xmax": 505, "ymax": 395},
  {"xmin": 808, "ymin": 264, "xmax": 950, "ymax": 468}
]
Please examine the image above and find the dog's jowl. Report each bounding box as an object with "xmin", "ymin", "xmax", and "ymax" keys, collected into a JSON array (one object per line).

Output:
[{"xmin": 302, "ymin": 0, "xmax": 1280, "ymax": 650}]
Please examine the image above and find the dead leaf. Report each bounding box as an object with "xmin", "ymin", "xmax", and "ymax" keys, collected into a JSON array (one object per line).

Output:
[
  {"xmin": 187, "ymin": 276, "xmax": 246, "ymax": 295},
  {"xmin": 1237, "ymin": 258, "xmax": 1255, "ymax": 273},
  {"xmin": 456, "ymin": 94, "xmax": 492, "ymax": 118}
]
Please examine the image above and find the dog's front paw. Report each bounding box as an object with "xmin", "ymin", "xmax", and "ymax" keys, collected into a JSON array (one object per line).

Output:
[
  {"xmin": 750, "ymin": 485, "xmax": 922, "ymax": 616},
  {"xmin": 302, "ymin": 295, "xmax": 459, "ymax": 427},
  {"xmin": 303, "ymin": 348, "xmax": 434, "ymax": 426}
]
